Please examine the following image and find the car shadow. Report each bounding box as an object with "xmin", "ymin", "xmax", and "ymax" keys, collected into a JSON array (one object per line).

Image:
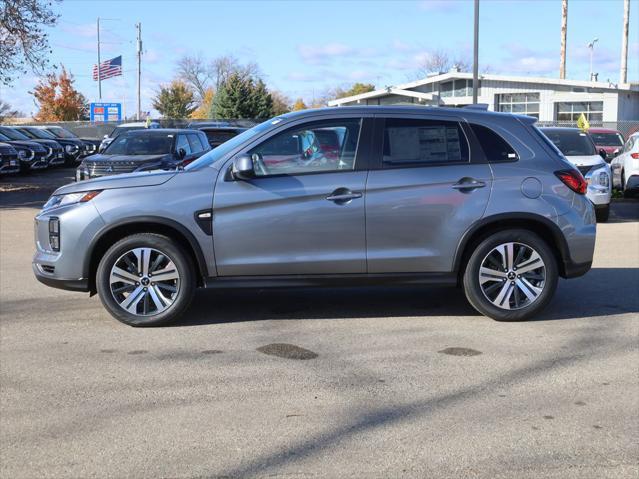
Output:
[{"xmin": 170, "ymin": 267, "xmax": 638, "ymax": 327}]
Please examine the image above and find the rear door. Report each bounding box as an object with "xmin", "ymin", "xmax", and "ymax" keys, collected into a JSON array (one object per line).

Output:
[
  {"xmin": 365, "ymin": 115, "xmax": 492, "ymax": 273},
  {"xmin": 213, "ymin": 117, "xmax": 373, "ymax": 276}
]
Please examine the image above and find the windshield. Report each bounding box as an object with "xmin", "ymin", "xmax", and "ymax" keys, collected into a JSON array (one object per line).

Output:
[
  {"xmin": 0, "ymin": 132, "xmax": 10, "ymax": 141},
  {"xmin": 104, "ymin": 133, "xmax": 174, "ymax": 155},
  {"xmin": 185, "ymin": 118, "xmax": 280, "ymax": 170},
  {"xmin": 48, "ymin": 127, "xmax": 78, "ymax": 139},
  {"xmin": 110, "ymin": 126, "xmax": 144, "ymax": 137},
  {"xmin": 590, "ymin": 132, "xmax": 624, "ymax": 147},
  {"xmin": 24, "ymin": 128, "xmax": 57, "ymax": 139},
  {"xmin": 540, "ymin": 129, "xmax": 596, "ymax": 156},
  {"xmin": 0, "ymin": 127, "xmax": 30, "ymax": 140}
]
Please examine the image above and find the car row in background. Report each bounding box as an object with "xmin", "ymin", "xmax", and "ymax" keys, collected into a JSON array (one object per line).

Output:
[
  {"xmin": 540, "ymin": 127, "xmax": 612, "ymax": 222},
  {"xmin": 76, "ymin": 129, "xmax": 210, "ymax": 181},
  {"xmin": 611, "ymin": 131, "xmax": 639, "ymax": 197}
]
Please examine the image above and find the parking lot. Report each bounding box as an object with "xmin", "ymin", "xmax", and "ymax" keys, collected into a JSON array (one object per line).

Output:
[{"xmin": 1, "ymin": 170, "xmax": 638, "ymax": 478}]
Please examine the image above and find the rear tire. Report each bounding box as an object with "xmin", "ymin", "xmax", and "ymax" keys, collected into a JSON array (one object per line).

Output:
[
  {"xmin": 595, "ymin": 204, "xmax": 610, "ymax": 222},
  {"xmin": 463, "ymin": 229, "xmax": 558, "ymax": 321},
  {"xmin": 96, "ymin": 233, "xmax": 196, "ymax": 326}
]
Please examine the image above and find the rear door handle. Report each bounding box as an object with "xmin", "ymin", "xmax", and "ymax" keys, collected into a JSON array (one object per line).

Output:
[
  {"xmin": 326, "ymin": 189, "xmax": 363, "ymax": 204},
  {"xmin": 451, "ymin": 178, "xmax": 486, "ymax": 190}
]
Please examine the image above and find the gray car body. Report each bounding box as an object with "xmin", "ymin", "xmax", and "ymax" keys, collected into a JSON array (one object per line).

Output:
[{"xmin": 33, "ymin": 106, "xmax": 596, "ymax": 293}]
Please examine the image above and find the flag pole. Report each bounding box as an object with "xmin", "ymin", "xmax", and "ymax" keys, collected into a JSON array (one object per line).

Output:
[
  {"xmin": 136, "ymin": 22, "xmax": 142, "ymax": 121},
  {"xmin": 97, "ymin": 17, "xmax": 102, "ymax": 100}
]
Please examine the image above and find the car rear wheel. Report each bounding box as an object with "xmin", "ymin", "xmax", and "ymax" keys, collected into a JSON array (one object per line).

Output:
[
  {"xmin": 463, "ymin": 229, "xmax": 558, "ymax": 321},
  {"xmin": 96, "ymin": 233, "xmax": 196, "ymax": 326}
]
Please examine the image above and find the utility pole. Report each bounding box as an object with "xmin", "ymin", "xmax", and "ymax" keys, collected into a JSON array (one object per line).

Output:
[
  {"xmin": 136, "ymin": 22, "xmax": 142, "ymax": 120},
  {"xmin": 97, "ymin": 17, "xmax": 102, "ymax": 99},
  {"xmin": 472, "ymin": 0, "xmax": 479, "ymax": 104},
  {"xmin": 620, "ymin": 0, "xmax": 629, "ymax": 84},
  {"xmin": 560, "ymin": 0, "xmax": 568, "ymax": 79},
  {"xmin": 588, "ymin": 38, "xmax": 598, "ymax": 81}
]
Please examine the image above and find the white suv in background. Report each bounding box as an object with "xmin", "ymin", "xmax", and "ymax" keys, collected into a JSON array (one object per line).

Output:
[
  {"xmin": 611, "ymin": 132, "xmax": 639, "ymax": 197},
  {"xmin": 540, "ymin": 127, "xmax": 612, "ymax": 222}
]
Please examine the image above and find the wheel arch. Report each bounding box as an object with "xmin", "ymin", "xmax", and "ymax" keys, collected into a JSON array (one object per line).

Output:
[
  {"xmin": 85, "ymin": 216, "xmax": 208, "ymax": 294},
  {"xmin": 454, "ymin": 213, "xmax": 571, "ymax": 282}
]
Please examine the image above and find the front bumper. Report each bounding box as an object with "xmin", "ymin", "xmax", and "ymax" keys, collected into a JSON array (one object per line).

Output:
[{"xmin": 33, "ymin": 263, "xmax": 89, "ymax": 292}]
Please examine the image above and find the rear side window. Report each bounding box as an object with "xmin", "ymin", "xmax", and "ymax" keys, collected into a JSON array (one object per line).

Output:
[
  {"xmin": 471, "ymin": 124, "xmax": 518, "ymax": 161},
  {"xmin": 382, "ymin": 118, "xmax": 469, "ymax": 166}
]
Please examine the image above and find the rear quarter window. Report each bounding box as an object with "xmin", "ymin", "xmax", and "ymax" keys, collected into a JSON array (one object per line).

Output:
[{"xmin": 471, "ymin": 124, "xmax": 518, "ymax": 162}]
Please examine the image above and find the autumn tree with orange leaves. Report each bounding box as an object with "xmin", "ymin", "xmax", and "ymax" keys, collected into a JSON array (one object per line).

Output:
[{"xmin": 31, "ymin": 67, "xmax": 88, "ymax": 121}]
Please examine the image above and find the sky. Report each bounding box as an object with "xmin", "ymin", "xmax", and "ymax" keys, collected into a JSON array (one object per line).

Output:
[{"xmin": 1, "ymin": 0, "xmax": 638, "ymax": 118}]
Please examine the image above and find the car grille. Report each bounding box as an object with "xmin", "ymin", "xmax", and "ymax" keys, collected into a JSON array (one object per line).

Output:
[
  {"xmin": 0, "ymin": 152, "xmax": 19, "ymax": 172},
  {"xmin": 85, "ymin": 160, "xmax": 139, "ymax": 177}
]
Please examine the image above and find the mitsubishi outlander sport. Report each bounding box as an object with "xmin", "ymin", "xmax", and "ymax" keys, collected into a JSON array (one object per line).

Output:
[{"xmin": 33, "ymin": 107, "xmax": 596, "ymax": 326}]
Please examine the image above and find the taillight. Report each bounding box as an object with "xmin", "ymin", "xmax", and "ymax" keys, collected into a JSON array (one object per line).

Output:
[
  {"xmin": 631, "ymin": 153, "xmax": 639, "ymax": 159},
  {"xmin": 555, "ymin": 169, "xmax": 587, "ymax": 195}
]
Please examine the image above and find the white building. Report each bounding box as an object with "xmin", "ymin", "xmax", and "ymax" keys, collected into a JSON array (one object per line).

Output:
[{"xmin": 328, "ymin": 72, "xmax": 639, "ymax": 123}]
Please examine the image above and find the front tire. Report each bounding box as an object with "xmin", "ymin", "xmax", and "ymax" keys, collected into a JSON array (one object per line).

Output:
[
  {"xmin": 96, "ymin": 233, "xmax": 196, "ymax": 326},
  {"xmin": 463, "ymin": 229, "xmax": 558, "ymax": 321}
]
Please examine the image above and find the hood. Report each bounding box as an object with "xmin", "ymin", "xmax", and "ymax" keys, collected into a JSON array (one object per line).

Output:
[
  {"xmin": 563, "ymin": 154, "xmax": 606, "ymax": 168},
  {"xmin": 55, "ymin": 169, "xmax": 179, "ymax": 195},
  {"xmin": 84, "ymin": 153, "xmax": 170, "ymax": 163},
  {"xmin": 55, "ymin": 137, "xmax": 84, "ymax": 147},
  {"xmin": 4, "ymin": 139, "xmax": 46, "ymax": 151},
  {"xmin": 28, "ymin": 139, "xmax": 61, "ymax": 149}
]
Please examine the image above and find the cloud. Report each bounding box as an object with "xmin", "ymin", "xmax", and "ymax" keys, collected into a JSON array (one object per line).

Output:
[
  {"xmin": 498, "ymin": 44, "xmax": 557, "ymax": 75},
  {"xmin": 298, "ymin": 43, "xmax": 355, "ymax": 63}
]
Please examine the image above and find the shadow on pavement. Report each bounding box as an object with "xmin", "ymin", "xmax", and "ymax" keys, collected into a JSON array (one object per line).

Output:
[{"xmin": 172, "ymin": 267, "xmax": 638, "ymax": 327}]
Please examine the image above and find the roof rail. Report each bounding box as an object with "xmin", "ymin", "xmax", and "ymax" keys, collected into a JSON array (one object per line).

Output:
[{"xmin": 463, "ymin": 104, "xmax": 489, "ymax": 111}]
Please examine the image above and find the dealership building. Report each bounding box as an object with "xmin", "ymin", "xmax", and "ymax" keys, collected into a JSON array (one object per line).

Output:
[{"xmin": 328, "ymin": 72, "xmax": 639, "ymax": 123}]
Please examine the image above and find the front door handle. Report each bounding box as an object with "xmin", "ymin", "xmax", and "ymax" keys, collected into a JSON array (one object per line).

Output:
[
  {"xmin": 326, "ymin": 188, "xmax": 363, "ymax": 204},
  {"xmin": 451, "ymin": 178, "xmax": 486, "ymax": 191}
]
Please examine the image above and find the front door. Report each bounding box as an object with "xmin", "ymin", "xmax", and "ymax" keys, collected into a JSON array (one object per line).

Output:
[
  {"xmin": 213, "ymin": 118, "xmax": 369, "ymax": 276},
  {"xmin": 366, "ymin": 116, "xmax": 492, "ymax": 273}
]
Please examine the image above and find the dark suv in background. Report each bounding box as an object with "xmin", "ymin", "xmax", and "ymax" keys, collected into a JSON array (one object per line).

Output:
[
  {"xmin": 34, "ymin": 107, "xmax": 596, "ymax": 326},
  {"xmin": 0, "ymin": 130, "xmax": 49, "ymax": 172},
  {"xmin": 0, "ymin": 126, "xmax": 65, "ymax": 167},
  {"xmin": 15, "ymin": 126, "xmax": 85, "ymax": 166},
  {"xmin": 188, "ymin": 122, "xmax": 248, "ymax": 148},
  {"xmin": 76, "ymin": 129, "xmax": 210, "ymax": 180}
]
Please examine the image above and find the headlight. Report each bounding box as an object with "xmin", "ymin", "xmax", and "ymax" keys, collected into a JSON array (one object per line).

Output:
[
  {"xmin": 42, "ymin": 191, "xmax": 101, "ymax": 211},
  {"xmin": 17, "ymin": 149, "xmax": 27, "ymax": 158},
  {"xmin": 65, "ymin": 144, "xmax": 79, "ymax": 153},
  {"xmin": 596, "ymin": 171, "xmax": 610, "ymax": 187},
  {"xmin": 45, "ymin": 146, "xmax": 53, "ymax": 158}
]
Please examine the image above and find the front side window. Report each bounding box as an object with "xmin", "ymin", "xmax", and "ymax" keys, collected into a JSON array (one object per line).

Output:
[
  {"xmin": 382, "ymin": 118, "xmax": 469, "ymax": 166},
  {"xmin": 187, "ymin": 134, "xmax": 203, "ymax": 153},
  {"xmin": 176, "ymin": 134, "xmax": 192, "ymax": 155},
  {"xmin": 248, "ymin": 119, "xmax": 361, "ymax": 176}
]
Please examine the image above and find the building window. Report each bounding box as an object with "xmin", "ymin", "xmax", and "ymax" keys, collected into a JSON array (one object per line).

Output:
[
  {"xmin": 496, "ymin": 93, "xmax": 540, "ymax": 119},
  {"xmin": 439, "ymin": 79, "xmax": 479, "ymax": 98},
  {"xmin": 555, "ymin": 101, "xmax": 603, "ymax": 122}
]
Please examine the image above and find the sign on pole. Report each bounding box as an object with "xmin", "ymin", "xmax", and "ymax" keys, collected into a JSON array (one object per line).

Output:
[{"xmin": 90, "ymin": 102, "xmax": 122, "ymax": 122}]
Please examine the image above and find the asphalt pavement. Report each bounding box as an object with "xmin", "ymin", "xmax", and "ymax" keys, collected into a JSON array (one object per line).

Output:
[{"xmin": 0, "ymin": 170, "xmax": 638, "ymax": 478}]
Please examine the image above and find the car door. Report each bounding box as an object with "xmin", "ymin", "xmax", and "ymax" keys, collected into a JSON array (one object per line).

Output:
[
  {"xmin": 365, "ymin": 115, "xmax": 492, "ymax": 273},
  {"xmin": 213, "ymin": 117, "xmax": 372, "ymax": 276}
]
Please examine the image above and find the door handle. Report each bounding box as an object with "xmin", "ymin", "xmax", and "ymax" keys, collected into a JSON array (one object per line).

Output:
[
  {"xmin": 326, "ymin": 189, "xmax": 363, "ymax": 204},
  {"xmin": 451, "ymin": 178, "xmax": 486, "ymax": 190}
]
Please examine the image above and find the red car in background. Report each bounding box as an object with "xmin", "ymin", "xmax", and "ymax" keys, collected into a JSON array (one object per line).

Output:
[{"xmin": 588, "ymin": 128, "xmax": 625, "ymax": 162}]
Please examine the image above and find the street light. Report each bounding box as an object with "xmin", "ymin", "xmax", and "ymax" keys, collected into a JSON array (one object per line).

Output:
[{"xmin": 588, "ymin": 37, "xmax": 599, "ymax": 81}]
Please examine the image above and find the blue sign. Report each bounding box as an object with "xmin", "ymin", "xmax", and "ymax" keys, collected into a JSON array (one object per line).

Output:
[{"xmin": 90, "ymin": 102, "xmax": 122, "ymax": 122}]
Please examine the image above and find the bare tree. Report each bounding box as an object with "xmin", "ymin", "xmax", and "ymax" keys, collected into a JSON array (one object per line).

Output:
[
  {"xmin": 210, "ymin": 55, "xmax": 259, "ymax": 91},
  {"xmin": 0, "ymin": 100, "xmax": 23, "ymax": 120},
  {"xmin": 0, "ymin": 0, "xmax": 59, "ymax": 85},
  {"xmin": 176, "ymin": 54, "xmax": 211, "ymax": 101},
  {"xmin": 413, "ymin": 49, "xmax": 471, "ymax": 79}
]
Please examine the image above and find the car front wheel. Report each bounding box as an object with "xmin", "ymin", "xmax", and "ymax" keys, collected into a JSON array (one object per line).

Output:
[
  {"xmin": 96, "ymin": 233, "xmax": 196, "ymax": 326},
  {"xmin": 463, "ymin": 229, "xmax": 558, "ymax": 321}
]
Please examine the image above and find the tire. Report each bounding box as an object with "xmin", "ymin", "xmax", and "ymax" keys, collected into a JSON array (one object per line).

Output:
[
  {"xmin": 462, "ymin": 229, "xmax": 558, "ymax": 322},
  {"xmin": 96, "ymin": 233, "xmax": 196, "ymax": 326},
  {"xmin": 595, "ymin": 204, "xmax": 610, "ymax": 223}
]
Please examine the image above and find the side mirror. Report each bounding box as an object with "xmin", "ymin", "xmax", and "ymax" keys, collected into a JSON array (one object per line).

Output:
[
  {"xmin": 231, "ymin": 154, "xmax": 255, "ymax": 180},
  {"xmin": 177, "ymin": 148, "xmax": 187, "ymax": 159},
  {"xmin": 103, "ymin": 134, "xmax": 108, "ymax": 139},
  {"xmin": 598, "ymin": 149, "xmax": 607, "ymax": 160},
  {"xmin": 613, "ymin": 148, "xmax": 621, "ymax": 157}
]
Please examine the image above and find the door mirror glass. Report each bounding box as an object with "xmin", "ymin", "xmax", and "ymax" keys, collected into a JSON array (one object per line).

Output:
[
  {"xmin": 177, "ymin": 147, "xmax": 187, "ymax": 159},
  {"xmin": 232, "ymin": 154, "xmax": 255, "ymax": 180},
  {"xmin": 598, "ymin": 149, "xmax": 607, "ymax": 160}
]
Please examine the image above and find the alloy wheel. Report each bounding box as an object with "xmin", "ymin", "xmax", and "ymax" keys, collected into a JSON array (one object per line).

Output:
[
  {"xmin": 478, "ymin": 242, "xmax": 546, "ymax": 310},
  {"xmin": 109, "ymin": 247, "xmax": 180, "ymax": 316}
]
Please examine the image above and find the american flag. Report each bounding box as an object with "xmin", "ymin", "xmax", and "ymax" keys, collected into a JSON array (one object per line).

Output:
[{"xmin": 92, "ymin": 56, "xmax": 122, "ymax": 81}]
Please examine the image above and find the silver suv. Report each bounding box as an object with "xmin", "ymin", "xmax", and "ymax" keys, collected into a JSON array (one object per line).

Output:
[{"xmin": 33, "ymin": 107, "xmax": 596, "ymax": 326}]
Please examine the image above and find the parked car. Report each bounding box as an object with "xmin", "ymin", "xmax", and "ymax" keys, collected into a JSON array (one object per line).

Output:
[
  {"xmin": 99, "ymin": 121, "xmax": 161, "ymax": 152},
  {"xmin": 15, "ymin": 126, "xmax": 85, "ymax": 166},
  {"xmin": 539, "ymin": 127, "xmax": 611, "ymax": 222},
  {"xmin": 0, "ymin": 142, "xmax": 20, "ymax": 175},
  {"xmin": 0, "ymin": 131, "xmax": 49, "ymax": 172},
  {"xmin": 0, "ymin": 126, "xmax": 65, "ymax": 167},
  {"xmin": 188, "ymin": 122, "xmax": 247, "ymax": 148},
  {"xmin": 611, "ymin": 132, "xmax": 639, "ymax": 197},
  {"xmin": 588, "ymin": 128, "xmax": 625, "ymax": 162},
  {"xmin": 33, "ymin": 107, "xmax": 596, "ymax": 326},
  {"xmin": 39, "ymin": 125, "xmax": 98, "ymax": 158},
  {"xmin": 76, "ymin": 129, "xmax": 210, "ymax": 181}
]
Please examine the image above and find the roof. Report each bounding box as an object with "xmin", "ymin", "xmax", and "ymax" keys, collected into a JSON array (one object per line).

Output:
[
  {"xmin": 119, "ymin": 128, "xmax": 196, "ymax": 134},
  {"xmin": 538, "ymin": 127, "xmax": 583, "ymax": 132},
  {"xmin": 587, "ymin": 128, "xmax": 622, "ymax": 133},
  {"xmin": 330, "ymin": 71, "xmax": 639, "ymax": 106}
]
